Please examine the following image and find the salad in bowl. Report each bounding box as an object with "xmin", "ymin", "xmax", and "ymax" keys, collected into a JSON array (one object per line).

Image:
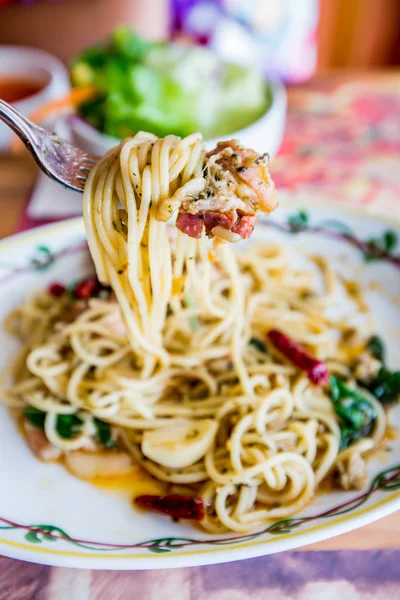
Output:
[{"xmin": 67, "ymin": 28, "xmax": 286, "ymax": 156}]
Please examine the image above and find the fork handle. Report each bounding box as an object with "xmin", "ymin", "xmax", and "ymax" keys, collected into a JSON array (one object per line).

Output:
[{"xmin": 0, "ymin": 99, "xmax": 43, "ymax": 148}]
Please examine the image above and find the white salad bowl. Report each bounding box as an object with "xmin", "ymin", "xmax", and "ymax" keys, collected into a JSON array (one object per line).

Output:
[{"xmin": 68, "ymin": 80, "xmax": 287, "ymax": 158}]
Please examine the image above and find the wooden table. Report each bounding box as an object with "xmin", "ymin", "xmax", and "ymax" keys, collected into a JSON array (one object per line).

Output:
[
  {"xmin": 0, "ymin": 148, "xmax": 399, "ymax": 552},
  {"xmin": 0, "ymin": 153, "xmax": 37, "ymax": 238}
]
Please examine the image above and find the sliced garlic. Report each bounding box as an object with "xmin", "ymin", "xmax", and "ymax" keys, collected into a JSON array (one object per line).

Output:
[
  {"xmin": 211, "ymin": 226, "xmax": 241, "ymax": 243},
  {"xmin": 141, "ymin": 420, "xmax": 217, "ymax": 469},
  {"xmin": 65, "ymin": 450, "xmax": 133, "ymax": 479}
]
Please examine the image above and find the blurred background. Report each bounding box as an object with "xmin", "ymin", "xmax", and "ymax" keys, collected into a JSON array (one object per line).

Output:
[
  {"xmin": 0, "ymin": 0, "xmax": 400, "ymax": 234},
  {"xmin": 1, "ymin": 0, "xmax": 400, "ymax": 72}
]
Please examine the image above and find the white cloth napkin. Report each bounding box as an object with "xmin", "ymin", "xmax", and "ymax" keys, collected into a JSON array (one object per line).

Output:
[
  {"xmin": 27, "ymin": 117, "xmax": 83, "ymax": 219},
  {"xmin": 27, "ymin": 173, "xmax": 82, "ymax": 219}
]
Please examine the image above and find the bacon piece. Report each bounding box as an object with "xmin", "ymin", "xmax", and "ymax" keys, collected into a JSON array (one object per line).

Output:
[
  {"xmin": 231, "ymin": 214, "xmax": 256, "ymax": 239},
  {"xmin": 135, "ymin": 494, "xmax": 204, "ymax": 520},
  {"xmin": 177, "ymin": 210, "xmax": 256, "ymax": 240},
  {"xmin": 176, "ymin": 213, "xmax": 204, "ymax": 239},
  {"xmin": 23, "ymin": 420, "xmax": 62, "ymax": 462},
  {"xmin": 203, "ymin": 211, "xmax": 237, "ymax": 233}
]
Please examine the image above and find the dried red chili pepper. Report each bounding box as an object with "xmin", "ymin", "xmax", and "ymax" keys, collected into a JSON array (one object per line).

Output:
[
  {"xmin": 73, "ymin": 277, "xmax": 99, "ymax": 299},
  {"xmin": 267, "ymin": 329, "xmax": 329, "ymax": 386},
  {"xmin": 134, "ymin": 494, "xmax": 204, "ymax": 521},
  {"xmin": 48, "ymin": 282, "xmax": 65, "ymax": 297}
]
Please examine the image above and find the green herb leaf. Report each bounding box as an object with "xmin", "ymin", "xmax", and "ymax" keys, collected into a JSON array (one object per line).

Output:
[
  {"xmin": 24, "ymin": 407, "xmax": 117, "ymax": 447},
  {"xmin": 94, "ymin": 418, "xmax": 116, "ymax": 448},
  {"xmin": 184, "ymin": 292, "xmax": 199, "ymax": 331},
  {"xmin": 339, "ymin": 423, "xmax": 375, "ymax": 451},
  {"xmin": 329, "ymin": 376, "xmax": 377, "ymax": 450},
  {"xmin": 367, "ymin": 335, "xmax": 385, "ymax": 364},
  {"xmin": 367, "ymin": 367, "xmax": 400, "ymax": 406},
  {"xmin": 249, "ymin": 337, "xmax": 267, "ymax": 353},
  {"xmin": 23, "ymin": 406, "xmax": 46, "ymax": 429},
  {"xmin": 56, "ymin": 414, "xmax": 83, "ymax": 439}
]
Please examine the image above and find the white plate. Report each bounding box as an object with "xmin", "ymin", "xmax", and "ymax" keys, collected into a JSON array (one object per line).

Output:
[{"xmin": 0, "ymin": 202, "xmax": 399, "ymax": 570}]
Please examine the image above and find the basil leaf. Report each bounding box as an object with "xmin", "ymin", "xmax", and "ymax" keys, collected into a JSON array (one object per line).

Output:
[
  {"xmin": 329, "ymin": 376, "xmax": 377, "ymax": 451},
  {"xmin": 339, "ymin": 422, "xmax": 374, "ymax": 452},
  {"xmin": 367, "ymin": 335, "xmax": 385, "ymax": 364},
  {"xmin": 23, "ymin": 406, "xmax": 46, "ymax": 429},
  {"xmin": 94, "ymin": 418, "xmax": 116, "ymax": 448},
  {"xmin": 367, "ymin": 368, "xmax": 400, "ymax": 406},
  {"xmin": 249, "ymin": 337, "xmax": 267, "ymax": 353},
  {"xmin": 23, "ymin": 408, "xmax": 84, "ymax": 440},
  {"xmin": 56, "ymin": 414, "xmax": 83, "ymax": 439}
]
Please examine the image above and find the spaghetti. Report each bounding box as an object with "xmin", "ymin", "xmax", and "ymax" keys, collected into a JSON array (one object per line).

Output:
[{"xmin": 3, "ymin": 133, "xmax": 390, "ymax": 533}]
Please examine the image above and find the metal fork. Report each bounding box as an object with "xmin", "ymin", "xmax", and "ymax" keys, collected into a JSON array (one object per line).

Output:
[{"xmin": 0, "ymin": 99, "xmax": 99, "ymax": 193}]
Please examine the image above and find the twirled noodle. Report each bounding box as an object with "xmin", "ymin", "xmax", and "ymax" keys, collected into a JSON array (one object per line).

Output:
[{"xmin": 2, "ymin": 132, "xmax": 387, "ymax": 533}]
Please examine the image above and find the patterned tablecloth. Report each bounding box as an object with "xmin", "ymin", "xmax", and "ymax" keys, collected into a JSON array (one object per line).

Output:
[
  {"xmin": 274, "ymin": 74, "xmax": 400, "ymax": 217},
  {"xmin": 1, "ymin": 550, "xmax": 400, "ymax": 599},
  {"xmin": 4, "ymin": 74, "xmax": 400, "ymax": 599}
]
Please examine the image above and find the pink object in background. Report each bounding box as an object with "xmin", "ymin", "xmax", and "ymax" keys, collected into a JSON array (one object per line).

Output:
[{"xmin": 172, "ymin": 0, "xmax": 319, "ymax": 83}]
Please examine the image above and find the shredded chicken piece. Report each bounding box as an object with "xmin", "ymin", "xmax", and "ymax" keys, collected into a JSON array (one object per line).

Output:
[
  {"xmin": 206, "ymin": 140, "xmax": 277, "ymax": 214},
  {"xmin": 353, "ymin": 352, "xmax": 381, "ymax": 383},
  {"xmin": 176, "ymin": 139, "xmax": 277, "ymax": 241},
  {"xmin": 23, "ymin": 420, "xmax": 62, "ymax": 462},
  {"xmin": 101, "ymin": 305, "xmax": 127, "ymax": 338},
  {"xmin": 64, "ymin": 450, "xmax": 133, "ymax": 479},
  {"xmin": 336, "ymin": 450, "xmax": 367, "ymax": 491},
  {"xmin": 208, "ymin": 357, "xmax": 233, "ymax": 375}
]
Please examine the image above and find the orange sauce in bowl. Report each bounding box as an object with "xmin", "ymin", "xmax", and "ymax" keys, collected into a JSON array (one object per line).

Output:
[{"xmin": 0, "ymin": 77, "xmax": 44, "ymax": 104}]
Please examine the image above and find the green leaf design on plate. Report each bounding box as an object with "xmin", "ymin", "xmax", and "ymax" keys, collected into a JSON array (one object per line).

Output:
[
  {"xmin": 282, "ymin": 211, "xmax": 400, "ymax": 267},
  {"xmin": 3, "ymin": 464, "xmax": 398, "ymax": 554},
  {"xmin": 364, "ymin": 230, "xmax": 399, "ymax": 262},
  {"xmin": 0, "ymin": 469, "xmax": 395, "ymax": 553},
  {"xmin": 287, "ymin": 210, "xmax": 309, "ymax": 232},
  {"xmin": 30, "ymin": 245, "xmax": 55, "ymax": 271},
  {"xmin": 316, "ymin": 219, "xmax": 355, "ymax": 235},
  {"xmin": 24, "ymin": 531, "xmax": 42, "ymax": 544}
]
